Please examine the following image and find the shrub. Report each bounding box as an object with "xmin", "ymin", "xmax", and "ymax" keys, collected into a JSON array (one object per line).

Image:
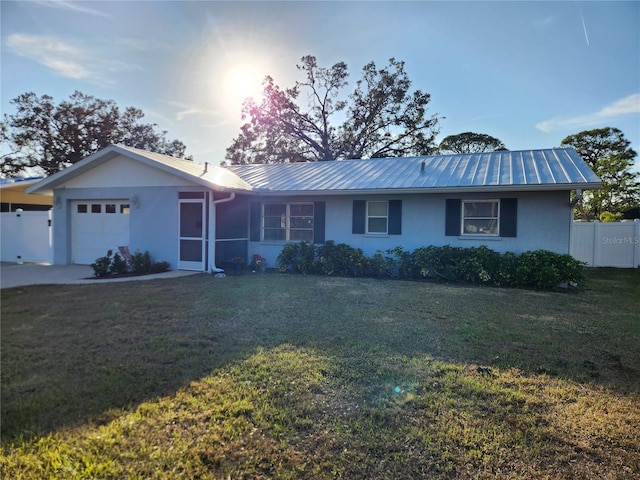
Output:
[
  {"xmin": 90, "ymin": 249, "xmax": 169, "ymax": 278},
  {"xmin": 515, "ymin": 250, "xmax": 585, "ymax": 289},
  {"xmin": 276, "ymin": 241, "xmax": 586, "ymax": 290},
  {"xmin": 90, "ymin": 250, "xmax": 114, "ymax": 278},
  {"xmin": 274, "ymin": 242, "xmax": 317, "ymax": 274},
  {"xmin": 276, "ymin": 241, "xmax": 373, "ymax": 276},
  {"xmin": 389, "ymin": 246, "xmax": 415, "ymax": 279},
  {"xmin": 110, "ymin": 252, "xmax": 129, "ymax": 276},
  {"xmin": 413, "ymin": 245, "xmax": 458, "ymax": 280},
  {"xmin": 129, "ymin": 250, "xmax": 152, "ymax": 275},
  {"xmin": 276, "ymin": 243, "xmax": 302, "ymax": 273}
]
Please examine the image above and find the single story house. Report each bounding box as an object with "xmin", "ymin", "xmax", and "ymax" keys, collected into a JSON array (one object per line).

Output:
[{"xmin": 26, "ymin": 144, "xmax": 601, "ymax": 271}]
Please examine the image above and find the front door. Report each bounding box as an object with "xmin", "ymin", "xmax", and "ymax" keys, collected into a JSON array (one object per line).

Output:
[{"xmin": 179, "ymin": 198, "xmax": 206, "ymax": 270}]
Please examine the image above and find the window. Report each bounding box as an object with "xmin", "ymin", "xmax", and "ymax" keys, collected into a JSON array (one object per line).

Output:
[
  {"xmin": 263, "ymin": 203, "xmax": 314, "ymax": 241},
  {"xmin": 367, "ymin": 201, "xmax": 388, "ymax": 234},
  {"xmin": 251, "ymin": 201, "xmax": 325, "ymax": 243},
  {"xmin": 120, "ymin": 204, "xmax": 130, "ymax": 214},
  {"xmin": 179, "ymin": 192, "xmax": 205, "ymax": 199},
  {"xmin": 77, "ymin": 204, "xmax": 88, "ymax": 213},
  {"xmin": 105, "ymin": 204, "xmax": 116, "ymax": 214},
  {"xmin": 91, "ymin": 204, "xmax": 102, "ymax": 213},
  {"xmin": 352, "ymin": 200, "xmax": 402, "ymax": 235},
  {"xmin": 445, "ymin": 198, "xmax": 517, "ymax": 238},
  {"xmin": 462, "ymin": 200, "xmax": 499, "ymax": 235}
]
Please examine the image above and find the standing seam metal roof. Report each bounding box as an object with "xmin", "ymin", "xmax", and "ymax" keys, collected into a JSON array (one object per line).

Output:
[
  {"xmin": 225, "ymin": 148, "xmax": 601, "ymax": 194},
  {"xmin": 25, "ymin": 146, "xmax": 601, "ymax": 196}
]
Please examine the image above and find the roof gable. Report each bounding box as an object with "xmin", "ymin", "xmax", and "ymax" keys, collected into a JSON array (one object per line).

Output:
[{"xmin": 26, "ymin": 144, "xmax": 252, "ymax": 195}]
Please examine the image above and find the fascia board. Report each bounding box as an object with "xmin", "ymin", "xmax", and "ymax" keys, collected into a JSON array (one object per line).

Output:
[
  {"xmin": 0, "ymin": 179, "xmax": 42, "ymax": 190},
  {"xmin": 248, "ymin": 182, "xmax": 603, "ymax": 197}
]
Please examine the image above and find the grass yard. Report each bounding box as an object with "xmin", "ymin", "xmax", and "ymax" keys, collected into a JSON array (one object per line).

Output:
[{"xmin": 1, "ymin": 268, "xmax": 639, "ymax": 479}]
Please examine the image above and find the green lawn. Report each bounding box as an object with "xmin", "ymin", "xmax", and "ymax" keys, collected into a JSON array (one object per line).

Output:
[{"xmin": 1, "ymin": 269, "xmax": 639, "ymax": 479}]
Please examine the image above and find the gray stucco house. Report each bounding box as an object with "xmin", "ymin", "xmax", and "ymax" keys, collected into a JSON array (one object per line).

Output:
[{"xmin": 26, "ymin": 144, "xmax": 601, "ymax": 271}]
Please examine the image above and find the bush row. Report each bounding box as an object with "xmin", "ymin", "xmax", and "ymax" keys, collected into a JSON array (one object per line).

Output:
[
  {"xmin": 275, "ymin": 241, "xmax": 586, "ymax": 289},
  {"xmin": 90, "ymin": 249, "xmax": 170, "ymax": 278}
]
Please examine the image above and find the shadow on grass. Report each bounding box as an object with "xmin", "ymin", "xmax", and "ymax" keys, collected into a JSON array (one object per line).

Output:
[{"xmin": 1, "ymin": 269, "xmax": 639, "ymax": 445}]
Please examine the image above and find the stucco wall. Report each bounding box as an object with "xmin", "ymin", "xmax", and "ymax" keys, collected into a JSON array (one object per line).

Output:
[
  {"xmin": 50, "ymin": 154, "xmax": 210, "ymax": 268},
  {"xmin": 249, "ymin": 190, "xmax": 571, "ymax": 267},
  {"xmin": 52, "ymin": 185, "xmax": 206, "ymax": 267},
  {"xmin": 52, "ymin": 181, "xmax": 571, "ymax": 270}
]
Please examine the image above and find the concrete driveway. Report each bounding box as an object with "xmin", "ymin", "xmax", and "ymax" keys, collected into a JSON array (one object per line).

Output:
[{"xmin": 0, "ymin": 263, "xmax": 200, "ymax": 289}]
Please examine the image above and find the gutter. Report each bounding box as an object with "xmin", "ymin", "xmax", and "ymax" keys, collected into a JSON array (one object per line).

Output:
[{"xmin": 247, "ymin": 183, "xmax": 603, "ymax": 197}]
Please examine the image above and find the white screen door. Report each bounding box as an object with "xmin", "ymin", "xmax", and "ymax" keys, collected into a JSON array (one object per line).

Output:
[{"xmin": 179, "ymin": 198, "xmax": 206, "ymax": 270}]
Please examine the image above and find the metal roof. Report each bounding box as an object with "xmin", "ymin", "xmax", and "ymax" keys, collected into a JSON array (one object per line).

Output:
[
  {"xmin": 226, "ymin": 148, "xmax": 601, "ymax": 195},
  {"xmin": 25, "ymin": 146, "xmax": 601, "ymax": 197}
]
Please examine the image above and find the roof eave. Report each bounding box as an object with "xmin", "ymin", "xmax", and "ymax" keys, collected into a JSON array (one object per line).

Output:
[{"xmin": 248, "ymin": 182, "xmax": 603, "ymax": 197}]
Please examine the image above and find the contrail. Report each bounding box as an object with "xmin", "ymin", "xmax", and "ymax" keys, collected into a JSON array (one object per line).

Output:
[{"xmin": 580, "ymin": 8, "xmax": 590, "ymax": 46}]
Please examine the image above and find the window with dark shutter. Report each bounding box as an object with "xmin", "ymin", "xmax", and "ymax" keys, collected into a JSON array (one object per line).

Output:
[
  {"xmin": 314, "ymin": 201, "xmax": 326, "ymax": 243},
  {"xmin": 353, "ymin": 200, "xmax": 402, "ymax": 235},
  {"xmin": 500, "ymin": 198, "xmax": 517, "ymax": 237},
  {"xmin": 249, "ymin": 202, "xmax": 261, "ymax": 241},
  {"xmin": 445, "ymin": 198, "xmax": 517, "ymax": 237},
  {"xmin": 388, "ymin": 200, "xmax": 402, "ymax": 235},
  {"xmin": 352, "ymin": 200, "xmax": 366, "ymax": 234},
  {"xmin": 445, "ymin": 199, "xmax": 461, "ymax": 236}
]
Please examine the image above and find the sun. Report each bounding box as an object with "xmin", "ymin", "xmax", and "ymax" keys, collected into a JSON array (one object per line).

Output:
[
  {"xmin": 225, "ymin": 65, "xmax": 263, "ymax": 103},
  {"xmin": 230, "ymin": 70, "xmax": 256, "ymax": 98}
]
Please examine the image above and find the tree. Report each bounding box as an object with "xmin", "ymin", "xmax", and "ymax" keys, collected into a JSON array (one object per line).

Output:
[
  {"xmin": 561, "ymin": 127, "xmax": 639, "ymax": 221},
  {"xmin": 438, "ymin": 131, "xmax": 507, "ymax": 154},
  {"xmin": 225, "ymin": 56, "xmax": 440, "ymax": 164},
  {"xmin": 1, "ymin": 91, "xmax": 189, "ymax": 177}
]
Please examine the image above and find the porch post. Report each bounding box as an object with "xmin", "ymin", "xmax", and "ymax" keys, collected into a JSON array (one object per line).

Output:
[
  {"xmin": 208, "ymin": 194, "xmax": 215, "ymax": 272},
  {"xmin": 209, "ymin": 192, "xmax": 236, "ymax": 272}
]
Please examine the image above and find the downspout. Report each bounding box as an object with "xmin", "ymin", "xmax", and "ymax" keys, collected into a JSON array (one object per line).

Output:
[
  {"xmin": 569, "ymin": 189, "xmax": 582, "ymax": 256},
  {"xmin": 209, "ymin": 192, "xmax": 236, "ymax": 272},
  {"xmin": 570, "ymin": 189, "xmax": 582, "ymax": 209}
]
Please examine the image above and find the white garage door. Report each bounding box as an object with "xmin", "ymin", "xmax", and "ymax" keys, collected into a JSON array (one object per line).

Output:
[{"xmin": 71, "ymin": 200, "xmax": 130, "ymax": 264}]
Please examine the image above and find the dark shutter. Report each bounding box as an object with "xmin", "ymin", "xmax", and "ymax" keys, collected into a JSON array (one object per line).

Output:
[
  {"xmin": 500, "ymin": 198, "xmax": 517, "ymax": 237},
  {"xmin": 445, "ymin": 199, "xmax": 461, "ymax": 236},
  {"xmin": 352, "ymin": 200, "xmax": 366, "ymax": 234},
  {"xmin": 388, "ymin": 200, "xmax": 402, "ymax": 235},
  {"xmin": 313, "ymin": 201, "xmax": 326, "ymax": 243},
  {"xmin": 249, "ymin": 201, "xmax": 261, "ymax": 241}
]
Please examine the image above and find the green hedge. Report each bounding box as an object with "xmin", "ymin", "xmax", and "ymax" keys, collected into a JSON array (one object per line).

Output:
[
  {"xmin": 90, "ymin": 249, "xmax": 170, "ymax": 278},
  {"xmin": 275, "ymin": 241, "xmax": 586, "ymax": 290}
]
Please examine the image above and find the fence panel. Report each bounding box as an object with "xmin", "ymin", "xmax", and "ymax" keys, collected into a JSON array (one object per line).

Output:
[
  {"xmin": 1, "ymin": 210, "xmax": 52, "ymax": 263},
  {"xmin": 570, "ymin": 220, "xmax": 640, "ymax": 268}
]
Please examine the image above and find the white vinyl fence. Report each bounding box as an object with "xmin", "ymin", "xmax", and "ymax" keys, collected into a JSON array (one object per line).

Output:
[
  {"xmin": 1, "ymin": 210, "xmax": 52, "ymax": 264},
  {"xmin": 570, "ymin": 219, "xmax": 640, "ymax": 268}
]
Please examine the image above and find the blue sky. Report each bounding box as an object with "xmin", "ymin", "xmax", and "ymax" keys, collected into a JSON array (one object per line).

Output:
[{"xmin": 2, "ymin": 1, "xmax": 639, "ymax": 170}]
